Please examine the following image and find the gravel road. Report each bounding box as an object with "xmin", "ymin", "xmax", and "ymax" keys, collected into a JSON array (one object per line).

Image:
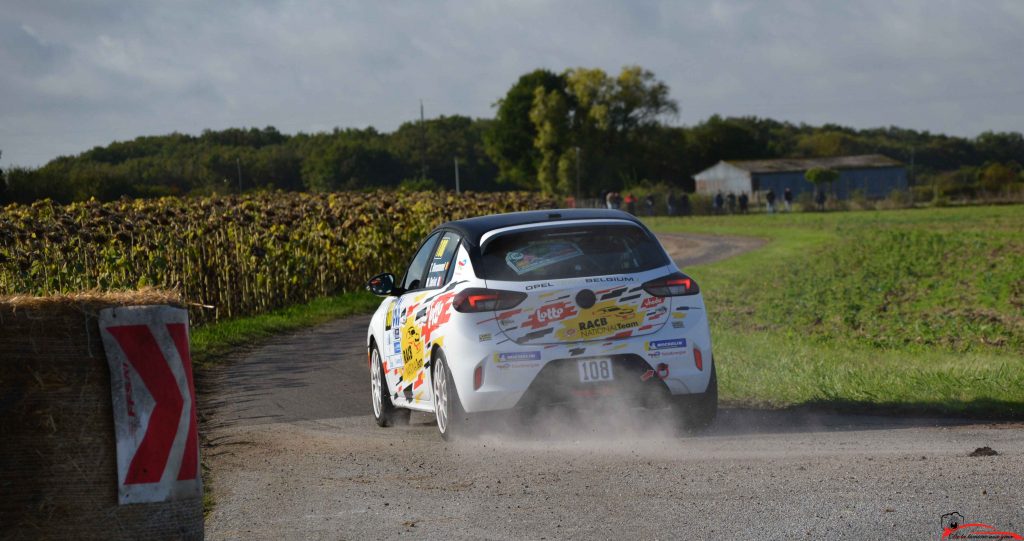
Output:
[{"xmin": 201, "ymin": 233, "xmax": 1023, "ymax": 540}]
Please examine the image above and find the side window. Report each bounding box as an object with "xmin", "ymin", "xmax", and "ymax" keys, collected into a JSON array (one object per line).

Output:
[
  {"xmin": 402, "ymin": 233, "xmax": 440, "ymax": 292},
  {"xmin": 424, "ymin": 232, "xmax": 461, "ymax": 289}
]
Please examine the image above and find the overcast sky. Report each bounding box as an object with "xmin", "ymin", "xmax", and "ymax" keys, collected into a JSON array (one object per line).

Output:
[{"xmin": 2, "ymin": 0, "xmax": 1022, "ymax": 166}]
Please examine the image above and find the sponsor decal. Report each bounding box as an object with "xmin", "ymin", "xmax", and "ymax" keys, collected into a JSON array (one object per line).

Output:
[
  {"xmin": 435, "ymin": 238, "xmax": 450, "ymax": 258},
  {"xmin": 553, "ymin": 300, "xmax": 645, "ymax": 341},
  {"xmin": 385, "ymin": 301, "xmax": 395, "ymax": 331},
  {"xmin": 505, "ymin": 241, "xmax": 583, "ymax": 275},
  {"xmin": 647, "ymin": 349, "xmax": 688, "ymax": 358},
  {"xmin": 942, "ymin": 512, "xmax": 1022, "ymax": 539},
  {"xmin": 646, "ymin": 339, "xmax": 687, "ymax": 351},
  {"xmin": 425, "ymin": 275, "xmax": 442, "ymax": 288},
  {"xmin": 521, "ymin": 301, "xmax": 578, "ymax": 330},
  {"xmin": 393, "ymin": 341, "xmax": 401, "ymax": 354},
  {"xmin": 585, "ymin": 276, "xmax": 635, "ymax": 283},
  {"xmin": 495, "ymin": 361, "xmax": 540, "ymax": 370},
  {"xmin": 429, "ymin": 261, "xmax": 449, "ymax": 273},
  {"xmin": 422, "ymin": 292, "xmax": 455, "ymax": 344},
  {"xmin": 640, "ymin": 296, "xmax": 665, "ymax": 309},
  {"xmin": 672, "ymin": 321, "xmax": 686, "ymax": 329},
  {"xmin": 478, "ymin": 333, "xmax": 492, "ymax": 342},
  {"xmin": 494, "ymin": 351, "xmax": 542, "ymax": 363},
  {"xmin": 525, "ymin": 282, "xmax": 554, "ymax": 291}
]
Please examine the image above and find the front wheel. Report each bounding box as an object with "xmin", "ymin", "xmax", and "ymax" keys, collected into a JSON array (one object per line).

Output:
[
  {"xmin": 671, "ymin": 363, "xmax": 718, "ymax": 435},
  {"xmin": 370, "ymin": 344, "xmax": 409, "ymax": 427},
  {"xmin": 432, "ymin": 350, "xmax": 469, "ymax": 441}
]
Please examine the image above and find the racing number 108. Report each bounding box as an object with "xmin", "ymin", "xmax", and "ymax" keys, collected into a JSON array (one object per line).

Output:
[{"xmin": 578, "ymin": 359, "xmax": 613, "ymax": 383}]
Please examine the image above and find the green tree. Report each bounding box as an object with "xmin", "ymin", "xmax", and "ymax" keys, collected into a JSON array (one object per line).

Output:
[
  {"xmin": 484, "ymin": 70, "xmax": 566, "ymax": 189},
  {"xmin": 978, "ymin": 162, "xmax": 1020, "ymax": 193},
  {"xmin": 527, "ymin": 65, "xmax": 678, "ymax": 195},
  {"xmin": 805, "ymin": 167, "xmax": 840, "ymax": 191}
]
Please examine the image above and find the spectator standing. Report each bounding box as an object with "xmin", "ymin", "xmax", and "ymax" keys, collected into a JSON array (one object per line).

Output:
[
  {"xmin": 613, "ymin": 192, "xmax": 622, "ymax": 210},
  {"xmin": 714, "ymin": 192, "xmax": 724, "ymax": 214},
  {"xmin": 783, "ymin": 188, "xmax": 793, "ymax": 212},
  {"xmin": 680, "ymin": 193, "xmax": 691, "ymax": 216},
  {"xmin": 726, "ymin": 192, "xmax": 736, "ymax": 214},
  {"xmin": 644, "ymin": 195, "xmax": 654, "ymax": 216},
  {"xmin": 605, "ymin": 191, "xmax": 615, "ymax": 209},
  {"xmin": 766, "ymin": 189, "xmax": 777, "ymax": 213},
  {"xmin": 666, "ymin": 191, "xmax": 677, "ymax": 216},
  {"xmin": 816, "ymin": 189, "xmax": 827, "ymax": 211},
  {"xmin": 739, "ymin": 192, "xmax": 749, "ymax": 214},
  {"xmin": 625, "ymin": 193, "xmax": 637, "ymax": 215}
]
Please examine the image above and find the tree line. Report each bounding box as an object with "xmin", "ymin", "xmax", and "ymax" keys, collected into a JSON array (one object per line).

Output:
[{"xmin": 2, "ymin": 65, "xmax": 1022, "ymax": 204}]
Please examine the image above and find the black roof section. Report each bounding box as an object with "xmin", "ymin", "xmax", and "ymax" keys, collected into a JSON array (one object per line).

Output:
[{"xmin": 438, "ymin": 208, "xmax": 644, "ymax": 247}]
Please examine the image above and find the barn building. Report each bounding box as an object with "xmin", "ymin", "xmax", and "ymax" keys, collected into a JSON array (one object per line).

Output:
[{"xmin": 693, "ymin": 154, "xmax": 907, "ymax": 199}]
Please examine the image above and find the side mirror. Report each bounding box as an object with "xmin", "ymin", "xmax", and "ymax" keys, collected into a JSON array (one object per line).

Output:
[{"xmin": 366, "ymin": 273, "xmax": 400, "ymax": 296}]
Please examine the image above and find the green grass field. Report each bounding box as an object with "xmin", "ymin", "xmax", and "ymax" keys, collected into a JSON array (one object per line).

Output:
[{"xmin": 646, "ymin": 205, "xmax": 1024, "ymax": 418}]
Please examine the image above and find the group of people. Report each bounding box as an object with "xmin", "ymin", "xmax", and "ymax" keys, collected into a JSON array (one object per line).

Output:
[
  {"xmin": 714, "ymin": 187, "xmax": 800, "ymax": 214},
  {"xmin": 603, "ymin": 190, "xmax": 692, "ymax": 216}
]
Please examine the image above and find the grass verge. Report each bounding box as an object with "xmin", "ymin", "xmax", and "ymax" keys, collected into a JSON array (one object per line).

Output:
[{"xmin": 646, "ymin": 205, "xmax": 1024, "ymax": 419}]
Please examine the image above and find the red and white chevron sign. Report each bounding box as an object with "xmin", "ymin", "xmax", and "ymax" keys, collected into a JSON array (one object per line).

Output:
[{"xmin": 99, "ymin": 306, "xmax": 202, "ymax": 504}]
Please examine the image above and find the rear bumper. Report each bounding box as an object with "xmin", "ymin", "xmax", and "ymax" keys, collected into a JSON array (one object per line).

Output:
[{"xmin": 447, "ymin": 309, "xmax": 715, "ymax": 413}]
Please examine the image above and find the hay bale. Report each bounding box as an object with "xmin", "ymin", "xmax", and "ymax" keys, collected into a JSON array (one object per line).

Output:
[{"xmin": 0, "ymin": 291, "xmax": 203, "ymax": 540}]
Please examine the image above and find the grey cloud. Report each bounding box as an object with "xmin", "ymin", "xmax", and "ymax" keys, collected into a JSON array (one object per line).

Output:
[{"xmin": 1, "ymin": 0, "xmax": 1022, "ymax": 166}]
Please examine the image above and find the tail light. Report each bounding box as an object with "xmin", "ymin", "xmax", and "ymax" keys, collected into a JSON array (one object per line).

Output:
[
  {"xmin": 693, "ymin": 348, "xmax": 703, "ymax": 371},
  {"xmin": 642, "ymin": 272, "xmax": 700, "ymax": 297},
  {"xmin": 473, "ymin": 365, "xmax": 484, "ymax": 390},
  {"xmin": 453, "ymin": 288, "xmax": 527, "ymax": 313}
]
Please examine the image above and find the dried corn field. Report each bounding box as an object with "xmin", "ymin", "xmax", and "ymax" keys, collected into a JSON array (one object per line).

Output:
[{"xmin": 0, "ymin": 191, "xmax": 555, "ymax": 324}]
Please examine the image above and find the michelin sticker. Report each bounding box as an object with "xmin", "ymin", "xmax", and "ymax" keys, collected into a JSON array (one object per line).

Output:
[
  {"xmin": 646, "ymin": 339, "xmax": 687, "ymax": 351},
  {"xmin": 494, "ymin": 351, "xmax": 542, "ymax": 363}
]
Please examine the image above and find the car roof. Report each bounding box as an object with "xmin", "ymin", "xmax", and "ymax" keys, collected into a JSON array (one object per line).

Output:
[{"xmin": 437, "ymin": 208, "xmax": 646, "ymax": 247}]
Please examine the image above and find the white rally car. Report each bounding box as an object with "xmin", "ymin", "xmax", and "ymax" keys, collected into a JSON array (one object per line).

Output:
[{"xmin": 365, "ymin": 209, "xmax": 716, "ymax": 439}]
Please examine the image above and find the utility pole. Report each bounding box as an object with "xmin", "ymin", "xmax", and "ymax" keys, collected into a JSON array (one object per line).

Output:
[
  {"xmin": 454, "ymin": 157, "xmax": 461, "ymax": 194},
  {"xmin": 236, "ymin": 157, "xmax": 243, "ymax": 192},
  {"xmin": 419, "ymin": 99, "xmax": 427, "ymax": 180},
  {"xmin": 574, "ymin": 146, "xmax": 581, "ymax": 205}
]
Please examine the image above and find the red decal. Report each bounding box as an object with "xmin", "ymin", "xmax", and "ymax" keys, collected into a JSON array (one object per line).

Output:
[
  {"xmin": 641, "ymin": 296, "xmax": 665, "ymax": 309},
  {"xmin": 422, "ymin": 292, "xmax": 456, "ymax": 343},
  {"xmin": 413, "ymin": 371, "xmax": 426, "ymax": 390},
  {"xmin": 106, "ymin": 326, "xmax": 184, "ymax": 485},
  {"xmin": 610, "ymin": 330, "xmax": 633, "ymax": 340},
  {"xmin": 520, "ymin": 301, "xmax": 577, "ymax": 330},
  {"xmin": 496, "ymin": 309, "xmax": 522, "ymax": 320}
]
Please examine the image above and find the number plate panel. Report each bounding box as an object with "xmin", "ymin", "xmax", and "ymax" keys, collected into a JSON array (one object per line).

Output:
[{"xmin": 577, "ymin": 359, "xmax": 614, "ymax": 383}]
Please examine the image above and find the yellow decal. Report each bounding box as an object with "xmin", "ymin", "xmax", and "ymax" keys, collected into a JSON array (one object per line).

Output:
[
  {"xmin": 385, "ymin": 301, "xmax": 395, "ymax": 330},
  {"xmin": 401, "ymin": 316, "xmax": 423, "ymax": 382},
  {"xmin": 673, "ymin": 312, "xmax": 687, "ymax": 319},
  {"xmin": 435, "ymin": 238, "xmax": 450, "ymax": 258},
  {"xmin": 555, "ymin": 300, "xmax": 644, "ymax": 340}
]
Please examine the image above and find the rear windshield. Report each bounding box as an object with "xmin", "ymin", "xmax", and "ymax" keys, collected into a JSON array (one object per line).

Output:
[{"xmin": 479, "ymin": 224, "xmax": 669, "ymax": 281}]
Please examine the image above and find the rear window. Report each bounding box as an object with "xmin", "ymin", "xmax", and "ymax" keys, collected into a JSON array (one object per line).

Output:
[{"xmin": 479, "ymin": 224, "xmax": 669, "ymax": 281}]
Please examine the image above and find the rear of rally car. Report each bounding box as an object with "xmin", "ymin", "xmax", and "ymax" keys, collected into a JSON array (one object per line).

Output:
[{"xmin": 442, "ymin": 218, "xmax": 715, "ymax": 417}]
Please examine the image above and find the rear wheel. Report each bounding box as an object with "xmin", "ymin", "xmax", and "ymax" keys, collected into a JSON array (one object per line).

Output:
[
  {"xmin": 432, "ymin": 350, "xmax": 469, "ymax": 441},
  {"xmin": 370, "ymin": 344, "xmax": 409, "ymax": 427},
  {"xmin": 671, "ymin": 363, "xmax": 718, "ymax": 435}
]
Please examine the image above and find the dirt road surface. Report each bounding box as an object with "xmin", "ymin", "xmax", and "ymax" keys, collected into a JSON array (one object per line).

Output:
[{"xmin": 201, "ymin": 233, "xmax": 1023, "ymax": 540}]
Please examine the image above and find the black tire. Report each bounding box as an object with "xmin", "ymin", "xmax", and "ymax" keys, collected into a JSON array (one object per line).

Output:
[
  {"xmin": 370, "ymin": 343, "xmax": 410, "ymax": 427},
  {"xmin": 432, "ymin": 350, "xmax": 469, "ymax": 441},
  {"xmin": 671, "ymin": 362, "xmax": 718, "ymax": 435}
]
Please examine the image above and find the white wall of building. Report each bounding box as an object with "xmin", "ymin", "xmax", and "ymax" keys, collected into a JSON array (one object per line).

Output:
[{"xmin": 693, "ymin": 161, "xmax": 752, "ymax": 195}]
